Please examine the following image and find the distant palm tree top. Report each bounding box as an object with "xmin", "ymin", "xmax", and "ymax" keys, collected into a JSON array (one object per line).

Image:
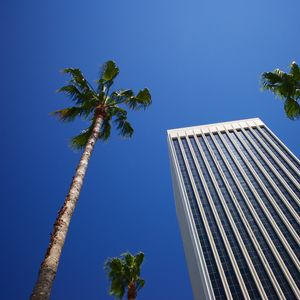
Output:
[
  {"xmin": 105, "ymin": 252, "xmax": 145, "ymax": 300},
  {"xmin": 261, "ymin": 61, "xmax": 300, "ymax": 120}
]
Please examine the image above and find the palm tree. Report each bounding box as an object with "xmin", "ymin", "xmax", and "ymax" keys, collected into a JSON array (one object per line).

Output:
[
  {"xmin": 105, "ymin": 252, "xmax": 145, "ymax": 300},
  {"xmin": 30, "ymin": 61, "xmax": 151, "ymax": 300},
  {"xmin": 261, "ymin": 61, "xmax": 300, "ymax": 120}
]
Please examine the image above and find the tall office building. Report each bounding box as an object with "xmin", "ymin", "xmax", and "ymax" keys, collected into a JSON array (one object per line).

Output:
[{"xmin": 167, "ymin": 118, "xmax": 300, "ymax": 300}]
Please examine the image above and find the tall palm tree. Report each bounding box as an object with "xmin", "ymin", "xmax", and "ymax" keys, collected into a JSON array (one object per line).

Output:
[
  {"xmin": 30, "ymin": 61, "xmax": 151, "ymax": 300},
  {"xmin": 261, "ymin": 61, "xmax": 300, "ymax": 120},
  {"xmin": 105, "ymin": 252, "xmax": 145, "ymax": 300}
]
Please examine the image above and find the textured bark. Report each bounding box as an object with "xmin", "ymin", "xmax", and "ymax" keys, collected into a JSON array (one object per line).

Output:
[
  {"xmin": 127, "ymin": 281, "xmax": 137, "ymax": 300},
  {"xmin": 30, "ymin": 114, "xmax": 103, "ymax": 300}
]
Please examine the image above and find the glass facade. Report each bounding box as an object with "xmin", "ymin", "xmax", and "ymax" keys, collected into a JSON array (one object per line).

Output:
[
  {"xmin": 173, "ymin": 139, "xmax": 227, "ymax": 299},
  {"xmin": 169, "ymin": 119, "xmax": 300, "ymax": 300}
]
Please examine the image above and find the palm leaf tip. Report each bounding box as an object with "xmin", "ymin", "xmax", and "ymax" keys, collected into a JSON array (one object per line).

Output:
[
  {"xmin": 290, "ymin": 61, "xmax": 300, "ymax": 81},
  {"xmin": 62, "ymin": 67, "xmax": 81, "ymax": 76},
  {"xmin": 135, "ymin": 252, "xmax": 145, "ymax": 267},
  {"xmin": 101, "ymin": 60, "xmax": 119, "ymax": 82}
]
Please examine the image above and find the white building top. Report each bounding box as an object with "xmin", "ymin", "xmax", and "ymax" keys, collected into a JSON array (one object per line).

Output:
[{"xmin": 167, "ymin": 118, "xmax": 264, "ymax": 138}]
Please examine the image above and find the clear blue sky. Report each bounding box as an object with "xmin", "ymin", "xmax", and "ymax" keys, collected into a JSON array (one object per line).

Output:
[{"xmin": 1, "ymin": 0, "xmax": 299, "ymax": 299}]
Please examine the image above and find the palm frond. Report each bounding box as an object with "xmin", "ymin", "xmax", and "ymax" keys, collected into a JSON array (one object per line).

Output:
[
  {"xmin": 134, "ymin": 252, "xmax": 144, "ymax": 269},
  {"xmin": 123, "ymin": 252, "xmax": 134, "ymax": 267},
  {"xmin": 51, "ymin": 107, "xmax": 84, "ymax": 122},
  {"xmin": 290, "ymin": 61, "xmax": 300, "ymax": 81},
  {"xmin": 99, "ymin": 119, "xmax": 111, "ymax": 140},
  {"xmin": 117, "ymin": 120, "xmax": 134, "ymax": 138},
  {"xmin": 57, "ymin": 85, "xmax": 80, "ymax": 100},
  {"xmin": 97, "ymin": 61, "xmax": 120, "ymax": 93},
  {"xmin": 136, "ymin": 279, "xmax": 145, "ymax": 291},
  {"xmin": 110, "ymin": 89, "xmax": 134, "ymax": 104},
  {"xmin": 80, "ymin": 98, "xmax": 99, "ymax": 117},
  {"xmin": 105, "ymin": 257, "xmax": 122, "ymax": 272},
  {"xmin": 135, "ymin": 88, "xmax": 152, "ymax": 107},
  {"xmin": 70, "ymin": 126, "xmax": 93, "ymax": 150},
  {"xmin": 57, "ymin": 84, "xmax": 95, "ymax": 104},
  {"xmin": 262, "ymin": 71, "xmax": 281, "ymax": 85},
  {"xmin": 51, "ymin": 99, "xmax": 97, "ymax": 122},
  {"xmin": 101, "ymin": 60, "xmax": 119, "ymax": 82},
  {"xmin": 124, "ymin": 88, "xmax": 152, "ymax": 110},
  {"xmin": 112, "ymin": 108, "xmax": 134, "ymax": 138},
  {"xmin": 261, "ymin": 71, "xmax": 284, "ymax": 90},
  {"xmin": 105, "ymin": 257, "xmax": 126, "ymax": 299},
  {"xmin": 109, "ymin": 280, "xmax": 125, "ymax": 299},
  {"xmin": 262, "ymin": 71, "xmax": 293, "ymax": 98},
  {"xmin": 284, "ymin": 98, "xmax": 300, "ymax": 120},
  {"xmin": 62, "ymin": 68, "xmax": 91, "ymax": 91}
]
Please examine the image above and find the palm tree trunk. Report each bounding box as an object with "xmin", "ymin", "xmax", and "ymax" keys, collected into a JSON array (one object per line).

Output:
[
  {"xmin": 30, "ymin": 114, "xmax": 103, "ymax": 300},
  {"xmin": 127, "ymin": 281, "xmax": 137, "ymax": 300}
]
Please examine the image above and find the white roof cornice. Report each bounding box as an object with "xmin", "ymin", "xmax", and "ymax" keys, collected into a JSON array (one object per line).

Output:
[{"xmin": 167, "ymin": 118, "xmax": 264, "ymax": 138}]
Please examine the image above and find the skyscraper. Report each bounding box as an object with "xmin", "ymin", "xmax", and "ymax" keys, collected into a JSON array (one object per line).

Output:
[{"xmin": 167, "ymin": 118, "xmax": 300, "ymax": 300}]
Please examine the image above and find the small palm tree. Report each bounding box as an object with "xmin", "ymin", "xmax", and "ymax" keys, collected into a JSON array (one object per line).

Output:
[
  {"xmin": 105, "ymin": 252, "xmax": 145, "ymax": 300},
  {"xmin": 30, "ymin": 61, "xmax": 151, "ymax": 300},
  {"xmin": 261, "ymin": 61, "xmax": 300, "ymax": 120}
]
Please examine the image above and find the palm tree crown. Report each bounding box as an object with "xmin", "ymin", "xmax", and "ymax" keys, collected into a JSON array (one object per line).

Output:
[
  {"xmin": 105, "ymin": 252, "xmax": 145, "ymax": 300},
  {"xmin": 53, "ymin": 60, "xmax": 151, "ymax": 148},
  {"xmin": 261, "ymin": 61, "xmax": 300, "ymax": 120}
]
